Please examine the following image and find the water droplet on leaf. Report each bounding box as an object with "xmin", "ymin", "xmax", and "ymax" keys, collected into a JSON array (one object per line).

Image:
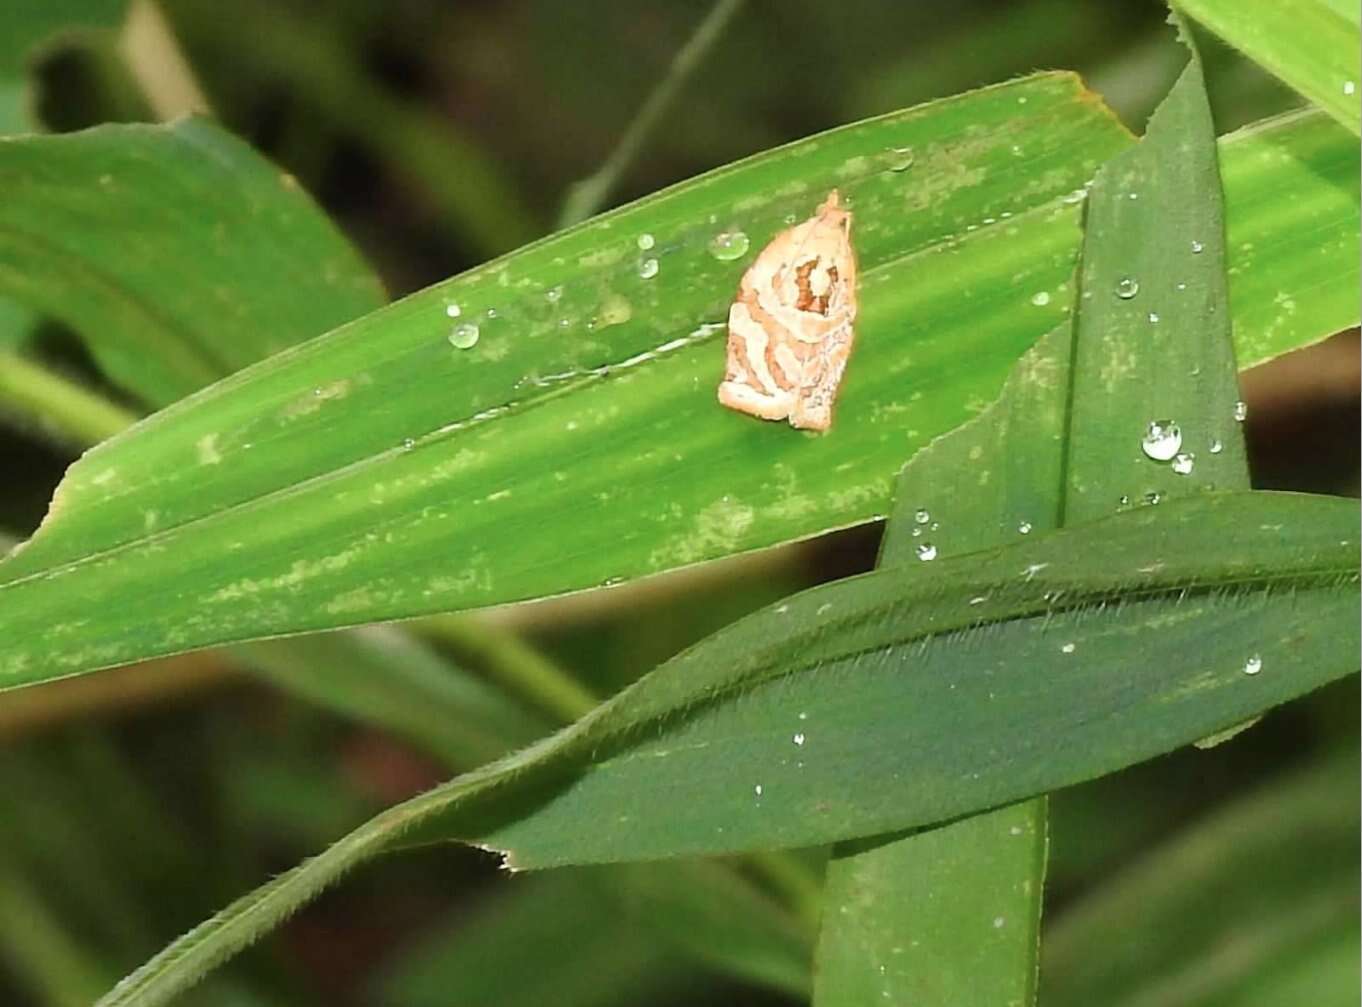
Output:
[
  {"xmin": 1171, "ymin": 452, "xmax": 1195, "ymax": 475},
  {"xmin": 1243, "ymin": 654, "xmax": 1263, "ymax": 676},
  {"xmin": 638, "ymin": 258, "xmax": 660, "ymax": 279},
  {"xmin": 1141, "ymin": 420, "xmax": 1182, "ymax": 461},
  {"xmin": 1115, "ymin": 276, "xmax": 1140, "ymax": 299},
  {"xmin": 708, "ymin": 231, "xmax": 751, "ymax": 261},
  {"xmin": 916, "ymin": 543, "xmax": 938, "ymax": 562},
  {"xmin": 449, "ymin": 323, "xmax": 480, "ymax": 349}
]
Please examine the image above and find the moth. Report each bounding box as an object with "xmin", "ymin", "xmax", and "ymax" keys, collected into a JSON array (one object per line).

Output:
[{"xmin": 716, "ymin": 190, "xmax": 859, "ymax": 432}]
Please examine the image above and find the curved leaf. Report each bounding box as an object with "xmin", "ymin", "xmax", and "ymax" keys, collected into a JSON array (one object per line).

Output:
[
  {"xmin": 0, "ymin": 118, "xmax": 385, "ymax": 405},
  {"xmin": 96, "ymin": 490, "xmax": 1359, "ymax": 1007}
]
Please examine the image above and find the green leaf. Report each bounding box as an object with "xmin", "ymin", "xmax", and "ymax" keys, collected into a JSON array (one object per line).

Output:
[
  {"xmin": 375, "ymin": 871, "xmax": 695, "ymax": 1007},
  {"xmin": 1221, "ymin": 109, "xmax": 1359, "ymax": 367},
  {"xmin": 97, "ymin": 490, "xmax": 1359, "ymax": 1007},
  {"xmin": 1041, "ymin": 748, "xmax": 1359, "ymax": 1007},
  {"xmin": 0, "ymin": 118, "xmax": 385, "ymax": 406},
  {"xmin": 4, "ymin": 91, "xmax": 1359, "ymax": 693},
  {"xmin": 1175, "ymin": 0, "xmax": 1361, "ymax": 135},
  {"xmin": 236, "ymin": 628, "xmax": 551, "ymax": 770},
  {"xmin": 815, "ymin": 32, "xmax": 1251, "ymax": 1003}
]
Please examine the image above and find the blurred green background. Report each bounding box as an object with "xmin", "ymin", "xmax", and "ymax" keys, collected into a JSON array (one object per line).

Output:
[{"xmin": 0, "ymin": 2, "xmax": 1356, "ymax": 1005}]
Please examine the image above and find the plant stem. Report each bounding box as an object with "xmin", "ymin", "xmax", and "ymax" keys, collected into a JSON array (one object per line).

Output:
[
  {"xmin": 556, "ymin": 0, "xmax": 746, "ymax": 228},
  {"xmin": 0, "ymin": 351, "xmax": 136, "ymax": 447}
]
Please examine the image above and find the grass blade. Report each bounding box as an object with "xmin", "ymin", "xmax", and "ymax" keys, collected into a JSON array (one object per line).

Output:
[
  {"xmin": 1042, "ymin": 748, "xmax": 1359, "ymax": 1007},
  {"xmin": 0, "ymin": 119, "xmax": 384, "ymax": 405},
  {"xmin": 97, "ymin": 489, "xmax": 1359, "ymax": 1007},
  {"xmin": 3, "ymin": 90, "xmax": 1358, "ymax": 690},
  {"xmin": 1176, "ymin": 0, "xmax": 1360, "ymax": 135}
]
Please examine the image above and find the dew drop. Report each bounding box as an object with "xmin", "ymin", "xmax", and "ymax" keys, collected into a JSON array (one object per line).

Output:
[
  {"xmin": 1191, "ymin": 240, "xmax": 1204, "ymax": 254},
  {"xmin": 1243, "ymin": 654, "xmax": 1263, "ymax": 676},
  {"xmin": 545, "ymin": 285, "xmax": 564, "ymax": 304},
  {"xmin": 1061, "ymin": 642, "xmax": 1076, "ymax": 654},
  {"xmin": 1145, "ymin": 491, "xmax": 1162, "ymax": 505},
  {"xmin": 1209, "ymin": 438, "xmax": 1224, "ymax": 454},
  {"xmin": 914, "ymin": 509, "xmax": 930, "ymax": 525},
  {"xmin": 636, "ymin": 233, "xmax": 655, "ymax": 251},
  {"xmin": 1141, "ymin": 420, "xmax": 1182, "ymax": 461},
  {"xmin": 1119, "ymin": 494, "xmax": 1131, "ymax": 506},
  {"xmin": 1171, "ymin": 452, "xmax": 1195, "ymax": 475},
  {"xmin": 1147, "ymin": 311, "xmax": 1160, "ymax": 323},
  {"xmin": 1233, "ymin": 400, "xmax": 1248, "ymax": 422},
  {"xmin": 486, "ymin": 307, "xmax": 498, "ymax": 319},
  {"xmin": 1017, "ymin": 520, "xmax": 1032, "ymax": 535},
  {"xmin": 886, "ymin": 146, "xmax": 915, "ymax": 172},
  {"xmin": 1030, "ymin": 291, "xmax": 1051, "ymax": 307},
  {"xmin": 916, "ymin": 542, "xmax": 938, "ymax": 562},
  {"xmin": 402, "ymin": 437, "xmax": 415, "ymax": 449},
  {"xmin": 754, "ymin": 784, "xmax": 764, "ymax": 797},
  {"xmin": 793, "ymin": 732, "xmax": 806, "ymax": 746},
  {"xmin": 1346, "ymin": 81, "xmax": 1357, "ymax": 96},
  {"xmin": 783, "ymin": 212, "xmax": 797, "ymax": 224},
  {"xmin": 708, "ymin": 230, "xmax": 751, "ymax": 262},
  {"xmin": 638, "ymin": 257, "xmax": 660, "ymax": 280},
  {"xmin": 444, "ymin": 303, "xmax": 462, "ymax": 318},
  {"xmin": 1176, "ymin": 281, "xmax": 1187, "ymax": 291},
  {"xmin": 1115, "ymin": 276, "xmax": 1140, "ymax": 299},
  {"xmin": 1128, "ymin": 192, "xmax": 1139, "ymax": 200},
  {"xmin": 448, "ymin": 322, "xmax": 480, "ymax": 349}
]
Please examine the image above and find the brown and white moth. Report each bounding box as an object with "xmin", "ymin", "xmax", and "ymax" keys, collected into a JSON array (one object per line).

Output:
[{"xmin": 716, "ymin": 190, "xmax": 858, "ymax": 432}]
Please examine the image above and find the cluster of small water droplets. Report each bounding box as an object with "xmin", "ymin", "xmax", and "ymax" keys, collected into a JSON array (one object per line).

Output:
[
  {"xmin": 708, "ymin": 230, "xmax": 750, "ymax": 261},
  {"xmin": 1141, "ymin": 420, "xmax": 1182, "ymax": 462},
  {"xmin": 1115, "ymin": 276, "xmax": 1140, "ymax": 299}
]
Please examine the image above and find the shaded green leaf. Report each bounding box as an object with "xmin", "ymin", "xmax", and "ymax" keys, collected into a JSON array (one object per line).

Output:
[
  {"xmin": 1042, "ymin": 748, "xmax": 1359, "ymax": 1007},
  {"xmin": 97, "ymin": 490, "xmax": 1359, "ymax": 1007},
  {"xmin": 1176, "ymin": 0, "xmax": 1360, "ymax": 135},
  {"xmin": 0, "ymin": 0, "xmax": 127, "ymax": 133},
  {"xmin": 0, "ymin": 118, "xmax": 384, "ymax": 405}
]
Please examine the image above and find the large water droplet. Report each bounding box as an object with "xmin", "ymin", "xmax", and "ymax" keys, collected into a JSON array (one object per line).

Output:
[
  {"xmin": 638, "ymin": 258, "xmax": 660, "ymax": 280},
  {"xmin": 885, "ymin": 146, "xmax": 914, "ymax": 172},
  {"xmin": 1141, "ymin": 420, "xmax": 1182, "ymax": 461},
  {"xmin": 1171, "ymin": 452, "xmax": 1195, "ymax": 475},
  {"xmin": 708, "ymin": 231, "xmax": 751, "ymax": 261},
  {"xmin": 448, "ymin": 323, "xmax": 480, "ymax": 349},
  {"xmin": 1243, "ymin": 654, "xmax": 1263, "ymax": 676},
  {"xmin": 1233, "ymin": 400, "xmax": 1248, "ymax": 422},
  {"xmin": 1115, "ymin": 276, "xmax": 1140, "ymax": 299},
  {"xmin": 916, "ymin": 542, "xmax": 938, "ymax": 562},
  {"xmin": 637, "ymin": 233, "xmax": 655, "ymax": 251}
]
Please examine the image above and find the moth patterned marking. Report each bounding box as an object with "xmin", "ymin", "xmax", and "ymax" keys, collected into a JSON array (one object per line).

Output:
[{"xmin": 717, "ymin": 190, "xmax": 859, "ymax": 432}]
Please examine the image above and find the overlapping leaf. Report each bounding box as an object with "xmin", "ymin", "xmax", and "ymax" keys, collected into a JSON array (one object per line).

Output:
[{"xmin": 2, "ymin": 85, "xmax": 1359, "ymax": 690}]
